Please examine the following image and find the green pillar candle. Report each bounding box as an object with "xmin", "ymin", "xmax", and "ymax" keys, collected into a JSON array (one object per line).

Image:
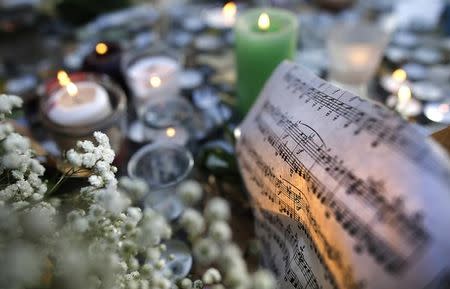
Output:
[{"xmin": 235, "ymin": 8, "xmax": 298, "ymax": 116}]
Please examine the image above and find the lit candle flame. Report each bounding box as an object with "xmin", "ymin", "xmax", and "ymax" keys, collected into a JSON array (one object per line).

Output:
[
  {"xmin": 95, "ymin": 42, "xmax": 108, "ymax": 55},
  {"xmin": 392, "ymin": 69, "xmax": 407, "ymax": 82},
  {"xmin": 166, "ymin": 127, "xmax": 176, "ymax": 138},
  {"xmin": 57, "ymin": 70, "xmax": 71, "ymax": 86},
  {"xmin": 57, "ymin": 70, "xmax": 78, "ymax": 97},
  {"xmin": 223, "ymin": 2, "xmax": 237, "ymax": 19},
  {"xmin": 258, "ymin": 13, "xmax": 270, "ymax": 31},
  {"xmin": 397, "ymin": 85, "xmax": 412, "ymax": 113},
  {"xmin": 149, "ymin": 76, "xmax": 162, "ymax": 88},
  {"xmin": 66, "ymin": 82, "xmax": 78, "ymax": 97}
]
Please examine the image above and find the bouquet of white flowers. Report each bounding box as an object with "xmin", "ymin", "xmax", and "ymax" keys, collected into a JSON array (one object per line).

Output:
[{"xmin": 0, "ymin": 94, "xmax": 275, "ymax": 289}]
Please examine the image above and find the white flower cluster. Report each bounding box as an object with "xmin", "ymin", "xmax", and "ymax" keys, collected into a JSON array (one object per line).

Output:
[
  {"xmin": 0, "ymin": 95, "xmax": 47, "ymax": 209},
  {"xmin": 177, "ymin": 188, "xmax": 276, "ymax": 289},
  {"xmin": 0, "ymin": 94, "xmax": 22, "ymax": 120},
  {"xmin": 0, "ymin": 105, "xmax": 276, "ymax": 289},
  {"xmin": 66, "ymin": 132, "xmax": 131, "ymax": 213}
]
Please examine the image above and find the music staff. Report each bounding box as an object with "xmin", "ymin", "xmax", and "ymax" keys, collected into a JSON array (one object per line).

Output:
[{"xmin": 282, "ymin": 68, "xmax": 448, "ymax": 177}]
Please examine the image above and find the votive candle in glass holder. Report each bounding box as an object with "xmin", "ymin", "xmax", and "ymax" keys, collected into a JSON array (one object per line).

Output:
[
  {"xmin": 141, "ymin": 97, "xmax": 195, "ymax": 147},
  {"xmin": 128, "ymin": 143, "xmax": 194, "ymax": 220},
  {"xmin": 122, "ymin": 46, "xmax": 181, "ymax": 117},
  {"xmin": 39, "ymin": 71, "xmax": 127, "ymax": 153},
  {"xmin": 327, "ymin": 22, "xmax": 389, "ymax": 98},
  {"xmin": 235, "ymin": 7, "xmax": 298, "ymax": 116},
  {"xmin": 202, "ymin": 2, "xmax": 238, "ymax": 31}
]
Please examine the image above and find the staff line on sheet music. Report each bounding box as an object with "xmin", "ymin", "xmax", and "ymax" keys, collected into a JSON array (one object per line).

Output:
[
  {"xmin": 258, "ymin": 101, "xmax": 430, "ymax": 255},
  {"xmin": 241, "ymin": 133, "xmax": 428, "ymax": 275},
  {"xmin": 282, "ymin": 67, "xmax": 447, "ymax": 178}
]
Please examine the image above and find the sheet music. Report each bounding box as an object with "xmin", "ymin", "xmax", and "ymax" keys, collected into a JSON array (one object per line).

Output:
[{"xmin": 236, "ymin": 61, "xmax": 450, "ymax": 289}]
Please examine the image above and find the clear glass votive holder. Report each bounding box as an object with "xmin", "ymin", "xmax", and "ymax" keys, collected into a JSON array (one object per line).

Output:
[
  {"xmin": 141, "ymin": 97, "xmax": 195, "ymax": 147},
  {"xmin": 327, "ymin": 22, "xmax": 389, "ymax": 98},
  {"xmin": 121, "ymin": 45, "xmax": 183, "ymax": 118},
  {"xmin": 38, "ymin": 72, "xmax": 127, "ymax": 154},
  {"xmin": 128, "ymin": 143, "xmax": 194, "ymax": 220}
]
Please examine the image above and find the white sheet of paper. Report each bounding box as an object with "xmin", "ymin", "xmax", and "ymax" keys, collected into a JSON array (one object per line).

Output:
[{"xmin": 236, "ymin": 61, "xmax": 450, "ymax": 289}]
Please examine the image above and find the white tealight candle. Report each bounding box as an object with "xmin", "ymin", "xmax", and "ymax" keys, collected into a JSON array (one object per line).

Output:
[
  {"xmin": 126, "ymin": 56, "xmax": 180, "ymax": 115},
  {"xmin": 47, "ymin": 81, "xmax": 112, "ymax": 126},
  {"xmin": 203, "ymin": 2, "xmax": 237, "ymax": 30},
  {"xmin": 155, "ymin": 126, "xmax": 189, "ymax": 147}
]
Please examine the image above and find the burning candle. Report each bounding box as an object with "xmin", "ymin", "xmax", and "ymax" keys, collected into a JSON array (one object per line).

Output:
[
  {"xmin": 235, "ymin": 8, "xmax": 298, "ymax": 115},
  {"xmin": 157, "ymin": 126, "xmax": 189, "ymax": 147},
  {"xmin": 125, "ymin": 55, "xmax": 180, "ymax": 116},
  {"xmin": 380, "ymin": 68, "xmax": 408, "ymax": 94},
  {"xmin": 393, "ymin": 85, "xmax": 422, "ymax": 118},
  {"xmin": 46, "ymin": 71, "xmax": 112, "ymax": 126},
  {"xmin": 203, "ymin": 2, "xmax": 237, "ymax": 30}
]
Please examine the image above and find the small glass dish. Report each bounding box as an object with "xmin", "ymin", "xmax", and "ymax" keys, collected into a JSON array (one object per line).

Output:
[
  {"xmin": 128, "ymin": 143, "xmax": 194, "ymax": 220},
  {"xmin": 160, "ymin": 240, "xmax": 192, "ymax": 280}
]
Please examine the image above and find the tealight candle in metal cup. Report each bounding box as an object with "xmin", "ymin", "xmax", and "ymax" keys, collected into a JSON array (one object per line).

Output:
[{"xmin": 128, "ymin": 143, "xmax": 194, "ymax": 220}]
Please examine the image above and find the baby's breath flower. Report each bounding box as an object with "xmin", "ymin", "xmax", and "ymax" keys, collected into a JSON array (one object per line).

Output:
[
  {"xmin": 202, "ymin": 268, "xmax": 222, "ymax": 285},
  {"xmin": 179, "ymin": 208, "xmax": 205, "ymax": 239},
  {"xmin": 193, "ymin": 280, "xmax": 203, "ymax": 289},
  {"xmin": 204, "ymin": 197, "xmax": 230, "ymax": 222},
  {"xmin": 250, "ymin": 270, "xmax": 276, "ymax": 289},
  {"xmin": 177, "ymin": 180, "xmax": 203, "ymax": 206},
  {"xmin": 224, "ymin": 266, "xmax": 250, "ymax": 289},
  {"xmin": 193, "ymin": 238, "xmax": 219, "ymax": 265},
  {"xmin": 119, "ymin": 177, "xmax": 148, "ymax": 202},
  {"xmin": 66, "ymin": 149, "xmax": 82, "ymax": 167},
  {"xmin": 180, "ymin": 278, "xmax": 192, "ymax": 289},
  {"xmin": 3, "ymin": 133, "xmax": 29, "ymax": 153},
  {"xmin": 89, "ymin": 175, "xmax": 104, "ymax": 187},
  {"xmin": 208, "ymin": 221, "xmax": 232, "ymax": 242},
  {"xmin": 0, "ymin": 94, "xmax": 22, "ymax": 119}
]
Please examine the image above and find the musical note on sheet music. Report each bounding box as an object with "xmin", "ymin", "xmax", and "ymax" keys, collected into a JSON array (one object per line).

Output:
[{"xmin": 236, "ymin": 62, "xmax": 450, "ymax": 289}]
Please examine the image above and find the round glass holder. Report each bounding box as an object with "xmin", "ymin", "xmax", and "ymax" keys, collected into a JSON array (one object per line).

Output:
[
  {"xmin": 327, "ymin": 22, "xmax": 389, "ymax": 99},
  {"xmin": 121, "ymin": 45, "xmax": 183, "ymax": 118},
  {"xmin": 128, "ymin": 143, "xmax": 194, "ymax": 220},
  {"xmin": 160, "ymin": 240, "xmax": 192, "ymax": 280},
  {"xmin": 141, "ymin": 97, "xmax": 195, "ymax": 147}
]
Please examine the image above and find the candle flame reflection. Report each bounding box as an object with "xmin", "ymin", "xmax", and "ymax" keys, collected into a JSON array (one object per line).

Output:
[
  {"xmin": 95, "ymin": 42, "xmax": 109, "ymax": 55},
  {"xmin": 258, "ymin": 13, "xmax": 270, "ymax": 31},
  {"xmin": 149, "ymin": 76, "xmax": 162, "ymax": 88},
  {"xmin": 223, "ymin": 2, "xmax": 237, "ymax": 19},
  {"xmin": 166, "ymin": 127, "xmax": 176, "ymax": 138}
]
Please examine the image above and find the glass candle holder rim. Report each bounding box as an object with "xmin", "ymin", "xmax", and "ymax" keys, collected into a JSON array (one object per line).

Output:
[
  {"xmin": 142, "ymin": 97, "xmax": 195, "ymax": 129},
  {"xmin": 38, "ymin": 72, "xmax": 127, "ymax": 137},
  {"xmin": 235, "ymin": 7, "xmax": 298, "ymax": 35},
  {"xmin": 121, "ymin": 45, "xmax": 182, "ymax": 78},
  {"xmin": 127, "ymin": 142, "xmax": 194, "ymax": 190},
  {"xmin": 327, "ymin": 21, "xmax": 389, "ymax": 45}
]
